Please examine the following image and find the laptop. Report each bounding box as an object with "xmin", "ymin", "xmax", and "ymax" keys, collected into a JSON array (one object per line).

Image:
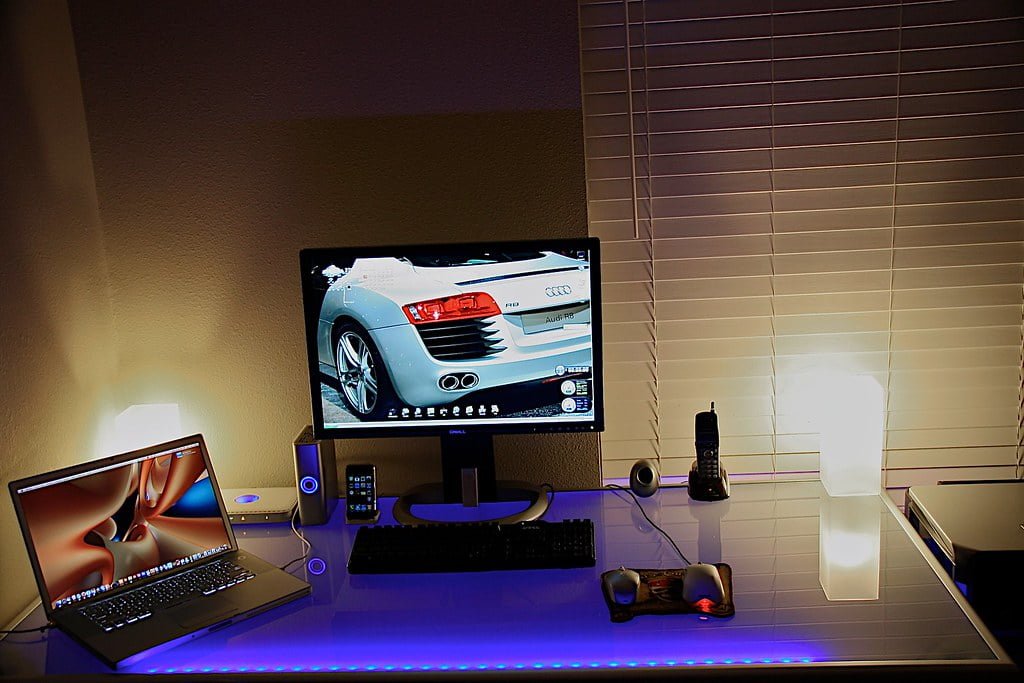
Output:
[{"xmin": 8, "ymin": 434, "xmax": 311, "ymax": 669}]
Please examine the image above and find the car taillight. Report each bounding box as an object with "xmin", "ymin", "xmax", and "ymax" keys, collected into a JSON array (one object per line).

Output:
[{"xmin": 403, "ymin": 292, "xmax": 501, "ymax": 325}]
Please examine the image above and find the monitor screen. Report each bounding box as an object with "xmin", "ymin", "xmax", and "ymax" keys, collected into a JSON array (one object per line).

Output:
[{"xmin": 299, "ymin": 237, "xmax": 603, "ymax": 440}]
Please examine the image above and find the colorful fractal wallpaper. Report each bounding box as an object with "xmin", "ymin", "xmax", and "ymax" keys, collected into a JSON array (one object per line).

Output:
[{"xmin": 17, "ymin": 446, "xmax": 231, "ymax": 608}]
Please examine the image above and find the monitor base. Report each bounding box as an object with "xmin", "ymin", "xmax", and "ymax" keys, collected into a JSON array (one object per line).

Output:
[{"xmin": 392, "ymin": 481, "xmax": 549, "ymax": 526}]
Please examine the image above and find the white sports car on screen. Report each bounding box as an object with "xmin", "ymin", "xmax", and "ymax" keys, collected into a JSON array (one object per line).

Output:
[{"xmin": 315, "ymin": 249, "xmax": 593, "ymax": 420}]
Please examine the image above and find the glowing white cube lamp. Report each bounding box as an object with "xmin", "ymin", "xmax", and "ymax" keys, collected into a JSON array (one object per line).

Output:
[
  {"xmin": 817, "ymin": 374, "xmax": 884, "ymax": 497},
  {"xmin": 113, "ymin": 403, "xmax": 183, "ymax": 454},
  {"xmin": 819, "ymin": 495, "xmax": 880, "ymax": 600}
]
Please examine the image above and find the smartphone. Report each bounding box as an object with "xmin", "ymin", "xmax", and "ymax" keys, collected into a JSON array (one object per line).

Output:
[{"xmin": 344, "ymin": 464, "xmax": 379, "ymax": 524}]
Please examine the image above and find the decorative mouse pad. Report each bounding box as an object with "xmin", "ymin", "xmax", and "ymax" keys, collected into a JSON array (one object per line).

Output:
[{"xmin": 601, "ymin": 564, "xmax": 735, "ymax": 622}]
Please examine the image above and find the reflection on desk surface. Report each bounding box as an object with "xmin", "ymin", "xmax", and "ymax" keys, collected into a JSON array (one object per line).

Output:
[{"xmin": 1, "ymin": 481, "xmax": 1016, "ymax": 679}]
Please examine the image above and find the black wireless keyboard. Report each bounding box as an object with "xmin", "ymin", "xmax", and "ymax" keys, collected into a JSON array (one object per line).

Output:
[{"xmin": 347, "ymin": 518, "xmax": 596, "ymax": 574}]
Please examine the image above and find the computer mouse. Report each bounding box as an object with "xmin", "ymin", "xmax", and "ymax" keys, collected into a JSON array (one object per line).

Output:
[
  {"xmin": 603, "ymin": 566, "xmax": 640, "ymax": 605},
  {"xmin": 682, "ymin": 563, "xmax": 725, "ymax": 605}
]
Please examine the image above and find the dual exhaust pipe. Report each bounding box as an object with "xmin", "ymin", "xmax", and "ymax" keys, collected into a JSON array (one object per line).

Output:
[{"xmin": 439, "ymin": 372, "xmax": 479, "ymax": 391}]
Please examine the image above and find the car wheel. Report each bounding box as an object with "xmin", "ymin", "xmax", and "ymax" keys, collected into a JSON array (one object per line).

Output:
[{"xmin": 334, "ymin": 322, "xmax": 397, "ymax": 420}]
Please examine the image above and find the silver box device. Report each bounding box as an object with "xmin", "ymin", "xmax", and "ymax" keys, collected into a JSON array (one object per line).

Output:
[{"xmin": 222, "ymin": 487, "xmax": 297, "ymax": 524}]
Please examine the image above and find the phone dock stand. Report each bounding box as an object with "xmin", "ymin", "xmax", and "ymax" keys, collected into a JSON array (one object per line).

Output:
[{"xmin": 687, "ymin": 463, "xmax": 730, "ymax": 501}]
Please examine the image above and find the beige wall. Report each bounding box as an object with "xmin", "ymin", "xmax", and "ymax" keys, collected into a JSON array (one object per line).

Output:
[
  {"xmin": 1, "ymin": 0, "xmax": 594, "ymax": 628},
  {"xmin": 0, "ymin": 0, "xmax": 119, "ymax": 629}
]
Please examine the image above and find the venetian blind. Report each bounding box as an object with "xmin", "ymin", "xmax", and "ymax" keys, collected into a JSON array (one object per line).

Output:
[{"xmin": 581, "ymin": 0, "xmax": 1024, "ymax": 494}]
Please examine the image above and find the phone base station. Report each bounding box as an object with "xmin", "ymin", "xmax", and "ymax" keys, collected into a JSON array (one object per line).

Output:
[{"xmin": 687, "ymin": 464, "xmax": 730, "ymax": 502}]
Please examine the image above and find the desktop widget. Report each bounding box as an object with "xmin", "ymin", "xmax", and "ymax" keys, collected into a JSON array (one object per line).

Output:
[{"xmin": 378, "ymin": 372, "xmax": 595, "ymax": 422}]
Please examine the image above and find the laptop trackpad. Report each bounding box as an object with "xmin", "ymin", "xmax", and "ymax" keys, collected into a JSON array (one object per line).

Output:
[{"xmin": 170, "ymin": 600, "xmax": 242, "ymax": 630}]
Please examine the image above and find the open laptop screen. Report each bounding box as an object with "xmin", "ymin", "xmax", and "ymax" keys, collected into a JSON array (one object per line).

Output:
[{"xmin": 12, "ymin": 441, "xmax": 233, "ymax": 611}]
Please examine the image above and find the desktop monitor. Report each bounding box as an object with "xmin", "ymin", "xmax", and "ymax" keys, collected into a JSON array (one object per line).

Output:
[{"xmin": 299, "ymin": 236, "xmax": 603, "ymax": 523}]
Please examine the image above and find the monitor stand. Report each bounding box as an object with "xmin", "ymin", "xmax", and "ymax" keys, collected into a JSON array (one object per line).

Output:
[{"xmin": 392, "ymin": 432, "xmax": 549, "ymax": 526}]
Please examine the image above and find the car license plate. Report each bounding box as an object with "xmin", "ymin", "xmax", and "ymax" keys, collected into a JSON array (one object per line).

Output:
[{"xmin": 521, "ymin": 304, "xmax": 590, "ymax": 334}]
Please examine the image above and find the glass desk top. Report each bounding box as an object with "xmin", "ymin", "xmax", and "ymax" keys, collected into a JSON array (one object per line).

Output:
[{"xmin": 1, "ymin": 481, "xmax": 1015, "ymax": 678}]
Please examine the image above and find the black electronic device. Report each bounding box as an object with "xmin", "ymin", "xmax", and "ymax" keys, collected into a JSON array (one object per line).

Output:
[
  {"xmin": 906, "ymin": 482, "xmax": 1024, "ymax": 660},
  {"xmin": 344, "ymin": 463, "xmax": 379, "ymax": 524},
  {"xmin": 347, "ymin": 518, "xmax": 596, "ymax": 574},
  {"xmin": 293, "ymin": 425, "xmax": 339, "ymax": 525},
  {"xmin": 695, "ymin": 403, "xmax": 720, "ymax": 479},
  {"xmin": 299, "ymin": 237, "xmax": 604, "ymax": 525},
  {"xmin": 688, "ymin": 402, "xmax": 730, "ymax": 501}
]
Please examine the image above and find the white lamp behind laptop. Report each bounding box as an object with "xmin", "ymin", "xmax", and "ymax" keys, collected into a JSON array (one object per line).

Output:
[{"xmin": 113, "ymin": 403, "xmax": 183, "ymax": 453}]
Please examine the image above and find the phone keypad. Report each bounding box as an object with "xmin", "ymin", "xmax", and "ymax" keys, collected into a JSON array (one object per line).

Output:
[{"xmin": 698, "ymin": 448, "xmax": 720, "ymax": 479}]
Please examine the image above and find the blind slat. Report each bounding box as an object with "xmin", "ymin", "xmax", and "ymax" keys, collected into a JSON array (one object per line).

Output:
[{"xmin": 584, "ymin": 1, "xmax": 1024, "ymax": 487}]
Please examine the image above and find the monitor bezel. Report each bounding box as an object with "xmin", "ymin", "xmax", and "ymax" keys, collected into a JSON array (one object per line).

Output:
[{"xmin": 299, "ymin": 236, "xmax": 604, "ymax": 441}]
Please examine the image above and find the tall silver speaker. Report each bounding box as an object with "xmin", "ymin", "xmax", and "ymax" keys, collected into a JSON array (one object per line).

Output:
[{"xmin": 293, "ymin": 425, "xmax": 338, "ymax": 525}]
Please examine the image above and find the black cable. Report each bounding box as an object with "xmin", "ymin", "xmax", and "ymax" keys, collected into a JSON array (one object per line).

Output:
[
  {"xmin": 279, "ymin": 556, "xmax": 306, "ymax": 574},
  {"xmin": 605, "ymin": 484, "xmax": 691, "ymax": 565}
]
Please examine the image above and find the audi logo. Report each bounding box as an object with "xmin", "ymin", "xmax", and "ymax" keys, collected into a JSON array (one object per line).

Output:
[{"xmin": 545, "ymin": 285, "xmax": 572, "ymax": 297}]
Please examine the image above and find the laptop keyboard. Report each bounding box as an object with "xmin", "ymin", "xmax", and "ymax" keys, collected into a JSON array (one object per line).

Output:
[{"xmin": 79, "ymin": 558, "xmax": 256, "ymax": 632}]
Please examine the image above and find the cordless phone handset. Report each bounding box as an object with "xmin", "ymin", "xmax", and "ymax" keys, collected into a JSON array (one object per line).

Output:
[
  {"xmin": 688, "ymin": 401, "xmax": 730, "ymax": 502},
  {"xmin": 694, "ymin": 402, "xmax": 720, "ymax": 479}
]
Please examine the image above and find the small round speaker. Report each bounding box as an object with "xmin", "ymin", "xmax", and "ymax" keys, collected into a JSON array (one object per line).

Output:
[{"xmin": 629, "ymin": 459, "xmax": 660, "ymax": 498}]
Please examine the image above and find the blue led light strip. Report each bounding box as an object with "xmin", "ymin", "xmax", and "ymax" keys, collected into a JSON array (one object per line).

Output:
[{"xmin": 148, "ymin": 657, "xmax": 816, "ymax": 674}]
